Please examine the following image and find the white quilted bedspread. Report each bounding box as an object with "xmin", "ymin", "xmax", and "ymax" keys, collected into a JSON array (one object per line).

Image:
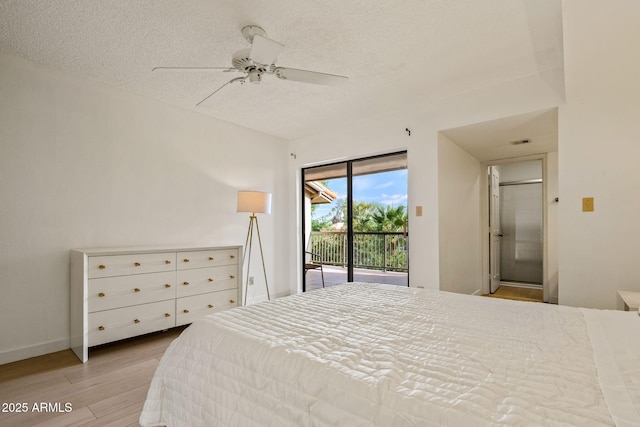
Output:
[{"xmin": 140, "ymin": 284, "xmax": 640, "ymax": 426}]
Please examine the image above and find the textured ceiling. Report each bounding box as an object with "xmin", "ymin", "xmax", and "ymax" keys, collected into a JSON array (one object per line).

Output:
[{"xmin": 0, "ymin": 0, "xmax": 564, "ymax": 140}]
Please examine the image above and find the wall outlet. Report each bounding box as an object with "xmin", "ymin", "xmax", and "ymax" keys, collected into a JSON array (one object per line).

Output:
[{"xmin": 249, "ymin": 276, "xmax": 254, "ymax": 286}]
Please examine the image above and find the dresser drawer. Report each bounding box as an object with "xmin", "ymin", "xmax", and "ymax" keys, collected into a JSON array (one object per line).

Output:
[
  {"xmin": 88, "ymin": 271, "xmax": 175, "ymax": 313},
  {"xmin": 88, "ymin": 252, "xmax": 175, "ymax": 278},
  {"xmin": 176, "ymin": 289, "xmax": 239, "ymax": 326},
  {"xmin": 177, "ymin": 249, "xmax": 238, "ymax": 270},
  {"xmin": 176, "ymin": 265, "xmax": 238, "ymax": 298},
  {"xmin": 88, "ymin": 300, "xmax": 175, "ymax": 347},
  {"xmin": 71, "ymin": 245, "xmax": 242, "ymax": 362}
]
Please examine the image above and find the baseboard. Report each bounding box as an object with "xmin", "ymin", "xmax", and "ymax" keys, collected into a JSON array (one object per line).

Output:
[
  {"xmin": 471, "ymin": 289, "xmax": 482, "ymax": 296},
  {"xmin": 548, "ymin": 296, "xmax": 558, "ymax": 304},
  {"xmin": 245, "ymin": 289, "xmax": 291, "ymax": 305},
  {"xmin": 0, "ymin": 337, "xmax": 70, "ymax": 365}
]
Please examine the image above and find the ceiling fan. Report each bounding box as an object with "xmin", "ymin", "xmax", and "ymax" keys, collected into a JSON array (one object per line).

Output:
[{"xmin": 153, "ymin": 25, "xmax": 349, "ymax": 106}]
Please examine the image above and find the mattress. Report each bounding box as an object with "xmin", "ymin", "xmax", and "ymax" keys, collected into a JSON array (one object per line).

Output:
[{"xmin": 140, "ymin": 283, "xmax": 640, "ymax": 426}]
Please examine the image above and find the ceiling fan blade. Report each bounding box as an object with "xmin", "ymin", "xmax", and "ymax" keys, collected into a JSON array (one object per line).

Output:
[
  {"xmin": 274, "ymin": 67, "xmax": 349, "ymax": 87},
  {"xmin": 196, "ymin": 76, "xmax": 246, "ymax": 106},
  {"xmin": 249, "ymin": 35, "xmax": 284, "ymax": 66},
  {"xmin": 152, "ymin": 66, "xmax": 235, "ymax": 72}
]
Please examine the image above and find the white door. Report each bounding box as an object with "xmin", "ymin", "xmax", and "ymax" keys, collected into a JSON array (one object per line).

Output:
[{"xmin": 489, "ymin": 166, "xmax": 501, "ymax": 293}]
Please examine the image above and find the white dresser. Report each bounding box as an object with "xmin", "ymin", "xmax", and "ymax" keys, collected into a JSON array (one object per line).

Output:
[{"xmin": 70, "ymin": 245, "xmax": 242, "ymax": 362}]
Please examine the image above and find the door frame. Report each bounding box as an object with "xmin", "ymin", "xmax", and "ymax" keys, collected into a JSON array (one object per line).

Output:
[
  {"xmin": 480, "ymin": 154, "xmax": 548, "ymax": 301},
  {"xmin": 300, "ymin": 151, "xmax": 409, "ymax": 292},
  {"xmin": 488, "ymin": 165, "xmax": 501, "ymax": 293}
]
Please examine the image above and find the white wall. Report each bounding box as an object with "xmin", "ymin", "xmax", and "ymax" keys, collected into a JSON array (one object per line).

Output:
[
  {"xmin": 288, "ymin": 119, "xmax": 437, "ymax": 290},
  {"xmin": 288, "ymin": 69, "xmax": 564, "ymax": 293},
  {"xmin": 558, "ymin": 0, "xmax": 640, "ymax": 309},
  {"xmin": 437, "ymin": 133, "xmax": 482, "ymax": 294},
  {"xmin": 0, "ymin": 53, "xmax": 288, "ymax": 364}
]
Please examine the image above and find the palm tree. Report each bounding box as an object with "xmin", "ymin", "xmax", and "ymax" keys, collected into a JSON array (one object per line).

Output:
[
  {"xmin": 328, "ymin": 200, "xmax": 379, "ymax": 232},
  {"xmin": 371, "ymin": 205, "xmax": 407, "ymax": 232}
]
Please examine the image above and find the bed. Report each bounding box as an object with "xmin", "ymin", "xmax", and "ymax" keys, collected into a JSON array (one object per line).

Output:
[{"xmin": 139, "ymin": 283, "xmax": 640, "ymax": 426}]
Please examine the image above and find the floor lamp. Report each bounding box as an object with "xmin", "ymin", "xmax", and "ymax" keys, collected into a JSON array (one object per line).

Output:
[{"xmin": 237, "ymin": 191, "xmax": 272, "ymax": 305}]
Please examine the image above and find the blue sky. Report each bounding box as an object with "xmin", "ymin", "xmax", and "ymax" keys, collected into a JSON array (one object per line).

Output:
[{"xmin": 313, "ymin": 169, "xmax": 408, "ymax": 219}]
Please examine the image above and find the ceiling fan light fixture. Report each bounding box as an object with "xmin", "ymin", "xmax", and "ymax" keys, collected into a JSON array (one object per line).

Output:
[
  {"xmin": 249, "ymin": 35, "xmax": 284, "ymax": 66},
  {"xmin": 154, "ymin": 24, "xmax": 349, "ymax": 104},
  {"xmin": 241, "ymin": 25, "xmax": 267, "ymax": 44},
  {"xmin": 232, "ymin": 48, "xmax": 254, "ymax": 70},
  {"xmin": 248, "ymin": 71, "xmax": 262, "ymax": 84}
]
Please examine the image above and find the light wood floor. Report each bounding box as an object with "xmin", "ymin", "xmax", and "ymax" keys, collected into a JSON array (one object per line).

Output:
[
  {"xmin": 0, "ymin": 326, "xmax": 186, "ymax": 427},
  {"xmin": 482, "ymin": 285, "xmax": 544, "ymax": 303}
]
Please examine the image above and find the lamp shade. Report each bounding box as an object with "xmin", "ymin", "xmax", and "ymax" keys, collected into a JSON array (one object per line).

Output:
[{"xmin": 237, "ymin": 191, "xmax": 272, "ymax": 214}]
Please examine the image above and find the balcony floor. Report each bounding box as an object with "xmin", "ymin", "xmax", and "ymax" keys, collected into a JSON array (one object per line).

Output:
[{"xmin": 305, "ymin": 264, "xmax": 408, "ymax": 291}]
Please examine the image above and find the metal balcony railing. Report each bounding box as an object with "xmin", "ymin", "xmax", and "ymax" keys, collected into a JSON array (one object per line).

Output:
[{"xmin": 310, "ymin": 231, "xmax": 408, "ymax": 272}]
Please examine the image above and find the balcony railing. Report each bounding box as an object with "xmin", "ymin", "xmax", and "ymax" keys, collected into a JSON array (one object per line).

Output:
[{"xmin": 310, "ymin": 231, "xmax": 408, "ymax": 272}]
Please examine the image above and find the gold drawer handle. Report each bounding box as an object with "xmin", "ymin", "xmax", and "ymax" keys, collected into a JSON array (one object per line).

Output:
[
  {"xmin": 230, "ymin": 275, "xmax": 235, "ymax": 279},
  {"xmin": 230, "ymin": 255, "xmax": 235, "ymax": 259},
  {"xmin": 134, "ymin": 262, "xmax": 141, "ymax": 267},
  {"xmin": 134, "ymin": 288, "xmax": 140, "ymax": 292},
  {"xmin": 183, "ymin": 309, "xmax": 189, "ymax": 313},
  {"xmin": 208, "ymin": 304, "xmax": 214, "ymax": 308},
  {"xmin": 183, "ymin": 259, "xmax": 190, "ymax": 263},
  {"xmin": 98, "ymin": 292, "xmax": 106, "ymax": 297},
  {"xmin": 165, "ymin": 260, "xmax": 171, "ymax": 264},
  {"xmin": 208, "ymin": 278, "xmax": 214, "ymax": 282},
  {"xmin": 209, "ymin": 257, "xmax": 214, "ymax": 261},
  {"xmin": 98, "ymin": 265, "xmax": 106, "ymax": 269},
  {"xmin": 134, "ymin": 319, "xmax": 140, "ymax": 324},
  {"xmin": 98, "ymin": 326, "xmax": 105, "ymax": 331},
  {"xmin": 183, "ymin": 281, "xmax": 189, "ymax": 286},
  {"xmin": 165, "ymin": 313, "xmax": 171, "ymax": 317},
  {"xmin": 165, "ymin": 284, "xmax": 171, "ymax": 288},
  {"xmin": 230, "ymin": 299, "xmax": 236, "ymax": 304}
]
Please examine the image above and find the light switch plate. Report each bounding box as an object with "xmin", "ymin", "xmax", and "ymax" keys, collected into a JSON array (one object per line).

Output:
[
  {"xmin": 416, "ymin": 206, "xmax": 423, "ymax": 216},
  {"xmin": 582, "ymin": 197, "xmax": 594, "ymax": 212}
]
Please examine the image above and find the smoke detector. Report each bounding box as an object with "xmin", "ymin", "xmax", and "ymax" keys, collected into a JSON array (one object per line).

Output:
[{"xmin": 510, "ymin": 138, "xmax": 532, "ymax": 145}]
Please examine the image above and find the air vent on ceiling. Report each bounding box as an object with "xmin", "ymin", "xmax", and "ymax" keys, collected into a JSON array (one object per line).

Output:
[{"xmin": 510, "ymin": 138, "xmax": 531, "ymax": 145}]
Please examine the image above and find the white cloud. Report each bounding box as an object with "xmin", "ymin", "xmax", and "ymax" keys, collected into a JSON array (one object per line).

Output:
[
  {"xmin": 352, "ymin": 176, "xmax": 374, "ymax": 192},
  {"xmin": 381, "ymin": 193, "xmax": 408, "ymax": 206},
  {"xmin": 375, "ymin": 181, "xmax": 394, "ymax": 189}
]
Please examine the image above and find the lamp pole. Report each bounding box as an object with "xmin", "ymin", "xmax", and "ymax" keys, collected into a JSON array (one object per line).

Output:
[{"xmin": 241, "ymin": 210, "xmax": 271, "ymax": 305}]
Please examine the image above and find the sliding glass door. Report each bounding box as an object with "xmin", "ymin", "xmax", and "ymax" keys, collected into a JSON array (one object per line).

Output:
[
  {"xmin": 302, "ymin": 162, "xmax": 349, "ymax": 288},
  {"xmin": 302, "ymin": 152, "xmax": 408, "ymax": 291}
]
